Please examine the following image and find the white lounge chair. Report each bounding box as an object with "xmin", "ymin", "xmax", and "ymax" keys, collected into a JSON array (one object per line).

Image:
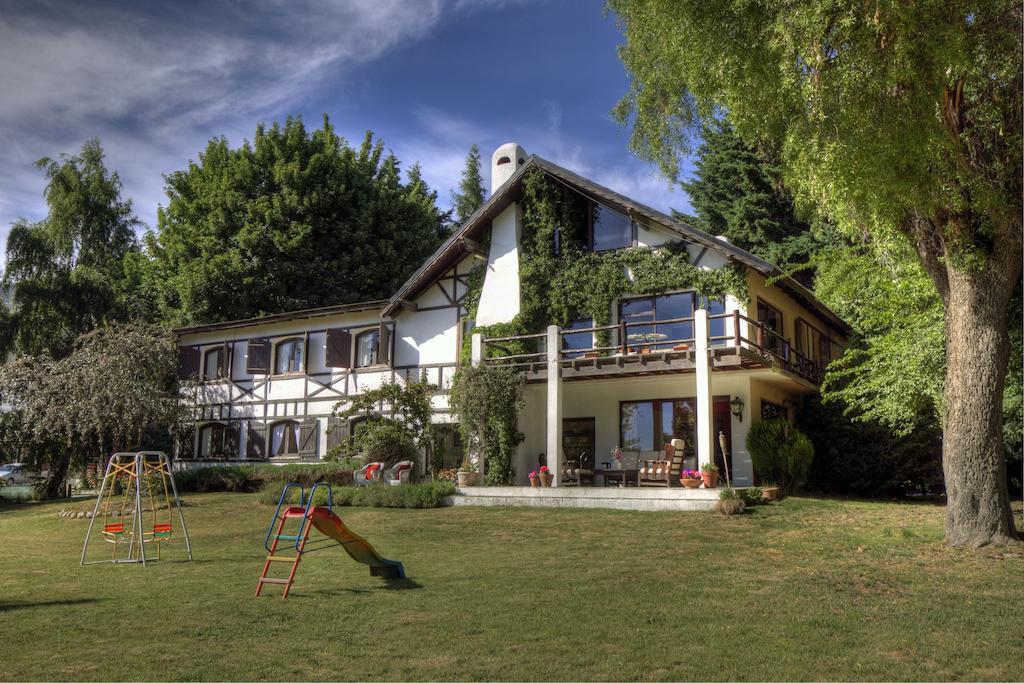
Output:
[{"xmin": 354, "ymin": 461, "xmax": 384, "ymax": 486}]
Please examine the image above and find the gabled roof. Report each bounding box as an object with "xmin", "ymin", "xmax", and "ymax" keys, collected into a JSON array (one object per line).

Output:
[
  {"xmin": 174, "ymin": 299, "xmax": 387, "ymax": 336},
  {"xmin": 383, "ymin": 155, "xmax": 850, "ymax": 335}
]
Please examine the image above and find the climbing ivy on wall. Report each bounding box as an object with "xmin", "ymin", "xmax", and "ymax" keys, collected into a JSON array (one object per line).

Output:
[
  {"xmin": 451, "ymin": 168, "xmax": 750, "ymax": 481},
  {"xmin": 463, "ymin": 168, "xmax": 748, "ymax": 356}
]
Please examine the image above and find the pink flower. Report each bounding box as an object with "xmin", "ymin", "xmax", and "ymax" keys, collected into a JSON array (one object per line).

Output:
[
  {"xmin": 529, "ymin": 471, "xmax": 537, "ymax": 479},
  {"xmin": 539, "ymin": 465, "xmax": 549, "ymax": 474}
]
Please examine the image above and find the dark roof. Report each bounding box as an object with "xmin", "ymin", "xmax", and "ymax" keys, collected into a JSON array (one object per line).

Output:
[
  {"xmin": 174, "ymin": 299, "xmax": 387, "ymax": 336},
  {"xmin": 383, "ymin": 155, "xmax": 850, "ymax": 335}
]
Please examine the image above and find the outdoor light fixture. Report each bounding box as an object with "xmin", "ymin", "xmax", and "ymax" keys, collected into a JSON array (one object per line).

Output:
[{"xmin": 730, "ymin": 395, "xmax": 745, "ymax": 422}]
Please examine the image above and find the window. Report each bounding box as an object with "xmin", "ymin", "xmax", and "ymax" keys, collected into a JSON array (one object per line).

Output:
[
  {"xmin": 197, "ymin": 423, "xmax": 225, "ymax": 458},
  {"xmin": 562, "ymin": 319, "xmax": 594, "ymax": 358},
  {"xmin": 355, "ymin": 329, "xmax": 380, "ymax": 368},
  {"xmin": 270, "ymin": 420, "xmax": 301, "ymax": 457},
  {"xmin": 756, "ymin": 299, "xmax": 784, "ymax": 355},
  {"xmin": 202, "ymin": 346, "xmax": 225, "ymax": 381},
  {"xmin": 591, "ymin": 202, "xmax": 634, "ymax": 251},
  {"xmin": 620, "ymin": 399, "xmax": 696, "ymax": 454},
  {"xmin": 795, "ymin": 319, "xmax": 831, "ymax": 368},
  {"xmin": 619, "ymin": 292, "xmax": 701, "ymax": 349},
  {"xmin": 274, "ymin": 338, "xmax": 304, "ymax": 375}
]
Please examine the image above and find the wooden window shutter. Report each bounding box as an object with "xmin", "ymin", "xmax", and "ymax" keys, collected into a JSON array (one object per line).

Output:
[
  {"xmin": 220, "ymin": 342, "xmax": 233, "ymax": 380},
  {"xmin": 326, "ymin": 416, "xmax": 349, "ymax": 452},
  {"xmin": 246, "ymin": 338, "xmax": 271, "ymax": 373},
  {"xmin": 325, "ymin": 329, "xmax": 352, "ymax": 368},
  {"xmin": 298, "ymin": 418, "xmax": 318, "ymax": 458},
  {"xmin": 247, "ymin": 423, "xmax": 266, "ymax": 459},
  {"xmin": 223, "ymin": 422, "xmax": 241, "ymax": 458},
  {"xmin": 175, "ymin": 423, "xmax": 195, "ymax": 460},
  {"xmin": 177, "ymin": 347, "xmax": 200, "ymax": 381},
  {"xmin": 377, "ymin": 322, "xmax": 392, "ymax": 367}
]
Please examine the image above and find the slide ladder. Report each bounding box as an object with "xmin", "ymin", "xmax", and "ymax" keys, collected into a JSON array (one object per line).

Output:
[{"xmin": 256, "ymin": 483, "xmax": 331, "ymax": 599}]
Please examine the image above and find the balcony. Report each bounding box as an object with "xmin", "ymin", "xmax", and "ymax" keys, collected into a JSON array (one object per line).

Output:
[{"xmin": 477, "ymin": 311, "xmax": 825, "ymax": 385}]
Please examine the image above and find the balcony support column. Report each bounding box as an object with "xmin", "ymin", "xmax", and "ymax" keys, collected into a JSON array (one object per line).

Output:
[
  {"xmin": 694, "ymin": 309, "xmax": 714, "ymax": 471},
  {"xmin": 546, "ymin": 325, "xmax": 562, "ymax": 487},
  {"xmin": 470, "ymin": 333, "xmax": 485, "ymax": 479}
]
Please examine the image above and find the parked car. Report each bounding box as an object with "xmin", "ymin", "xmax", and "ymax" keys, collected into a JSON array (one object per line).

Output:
[{"xmin": 0, "ymin": 463, "xmax": 37, "ymax": 486}]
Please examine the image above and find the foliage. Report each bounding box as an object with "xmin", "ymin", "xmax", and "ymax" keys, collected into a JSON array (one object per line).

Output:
[
  {"xmin": 746, "ymin": 419, "xmax": 814, "ymax": 493},
  {"xmin": 142, "ymin": 117, "xmax": 447, "ymax": 325},
  {"xmin": 700, "ymin": 462, "xmax": 718, "ymax": 473},
  {"xmin": 739, "ymin": 486, "xmax": 764, "ymax": 506},
  {"xmin": 260, "ymin": 481, "xmax": 455, "ymax": 508},
  {"xmin": 332, "ymin": 378, "xmax": 435, "ymax": 468},
  {"xmin": 465, "ymin": 169, "xmax": 748, "ymax": 358},
  {"xmin": 2, "ymin": 139, "xmax": 140, "ymax": 358},
  {"xmin": 678, "ymin": 120, "xmax": 823, "ymax": 276},
  {"xmin": 451, "ymin": 144, "xmax": 487, "ymax": 226},
  {"xmin": 449, "ymin": 364, "xmax": 525, "ymax": 485},
  {"xmin": 174, "ymin": 463, "xmax": 354, "ymax": 494},
  {"xmin": 797, "ymin": 397, "xmax": 943, "ymax": 497},
  {"xmin": 610, "ymin": 0, "xmax": 1022, "ymax": 543},
  {"xmin": 716, "ymin": 486, "xmax": 745, "ymax": 515},
  {"xmin": 0, "ymin": 321, "xmax": 179, "ymax": 497}
]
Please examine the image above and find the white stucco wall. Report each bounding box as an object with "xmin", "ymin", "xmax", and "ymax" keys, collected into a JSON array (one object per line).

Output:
[{"xmin": 476, "ymin": 203, "xmax": 522, "ymax": 325}]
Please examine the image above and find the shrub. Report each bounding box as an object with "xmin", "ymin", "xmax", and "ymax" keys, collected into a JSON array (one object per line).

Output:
[
  {"xmin": 359, "ymin": 421, "xmax": 419, "ymax": 469},
  {"xmin": 716, "ymin": 487, "xmax": 745, "ymax": 515},
  {"xmin": 746, "ymin": 419, "xmax": 814, "ymax": 493},
  {"xmin": 259, "ymin": 481, "xmax": 456, "ymax": 509},
  {"xmin": 175, "ymin": 463, "xmax": 353, "ymax": 494},
  {"xmin": 739, "ymin": 486, "xmax": 764, "ymax": 506}
]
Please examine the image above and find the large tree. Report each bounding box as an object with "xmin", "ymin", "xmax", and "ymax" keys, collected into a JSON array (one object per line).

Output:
[
  {"xmin": 612, "ymin": 0, "xmax": 1022, "ymax": 545},
  {"xmin": 2, "ymin": 139, "xmax": 140, "ymax": 358},
  {"xmin": 144, "ymin": 117, "xmax": 447, "ymax": 325},
  {"xmin": 0, "ymin": 321, "xmax": 180, "ymax": 497},
  {"xmin": 451, "ymin": 144, "xmax": 487, "ymax": 226}
]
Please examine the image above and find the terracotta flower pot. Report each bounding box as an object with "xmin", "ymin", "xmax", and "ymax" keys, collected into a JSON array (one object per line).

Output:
[
  {"xmin": 457, "ymin": 471, "xmax": 480, "ymax": 487},
  {"xmin": 681, "ymin": 478, "xmax": 702, "ymax": 489},
  {"xmin": 761, "ymin": 486, "xmax": 781, "ymax": 501},
  {"xmin": 701, "ymin": 471, "xmax": 719, "ymax": 489},
  {"xmin": 530, "ymin": 477, "xmax": 540, "ymax": 487},
  {"xmin": 539, "ymin": 473, "xmax": 553, "ymax": 487}
]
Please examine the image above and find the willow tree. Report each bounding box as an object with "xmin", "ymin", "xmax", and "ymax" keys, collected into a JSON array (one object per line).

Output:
[{"xmin": 611, "ymin": 0, "xmax": 1021, "ymax": 546}]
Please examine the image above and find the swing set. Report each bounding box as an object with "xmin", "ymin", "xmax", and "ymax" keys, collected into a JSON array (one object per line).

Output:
[{"xmin": 80, "ymin": 451, "xmax": 193, "ymax": 566}]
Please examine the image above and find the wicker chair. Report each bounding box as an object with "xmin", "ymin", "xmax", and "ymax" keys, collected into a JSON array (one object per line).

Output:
[
  {"xmin": 354, "ymin": 461, "xmax": 384, "ymax": 486},
  {"xmin": 383, "ymin": 460, "xmax": 414, "ymax": 486}
]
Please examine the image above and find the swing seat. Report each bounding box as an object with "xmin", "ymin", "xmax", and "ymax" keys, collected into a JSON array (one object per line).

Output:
[
  {"xmin": 102, "ymin": 523, "xmax": 129, "ymax": 543},
  {"xmin": 151, "ymin": 523, "xmax": 173, "ymax": 540}
]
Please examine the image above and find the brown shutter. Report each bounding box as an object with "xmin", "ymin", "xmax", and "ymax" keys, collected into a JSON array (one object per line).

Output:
[
  {"xmin": 220, "ymin": 342, "xmax": 233, "ymax": 380},
  {"xmin": 377, "ymin": 322, "xmax": 392, "ymax": 367},
  {"xmin": 175, "ymin": 423, "xmax": 195, "ymax": 460},
  {"xmin": 246, "ymin": 338, "xmax": 271, "ymax": 373},
  {"xmin": 325, "ymin": 329, "xmax": 352, "ymax": 368},
  {"xmin": 223, "ymin": 422, "xmax": 240, "ymax": 458},
  {"xmin": 326, "ymin": 416, "xmax": 349, "ymax": 452},
  {"xmin": 246, "ymin": 423, "xmax": 266, "ymax": 459},
  {"xmin": 298, "ymin": 418, "xmax": 318, "ymax": 459},
  {"xmin": 177, "ymin": 347, "xmax": 200, "ymax": 381}
]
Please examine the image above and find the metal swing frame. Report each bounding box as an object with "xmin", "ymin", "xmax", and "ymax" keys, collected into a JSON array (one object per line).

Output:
[{"xmin": 80, "ymin": 451, "xmax": 193, "ymax": 566}]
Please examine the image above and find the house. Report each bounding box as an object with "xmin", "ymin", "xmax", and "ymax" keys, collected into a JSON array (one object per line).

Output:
[{"xmin": 174, "ymin": 143, "xmax": 848, "ymax": 487}]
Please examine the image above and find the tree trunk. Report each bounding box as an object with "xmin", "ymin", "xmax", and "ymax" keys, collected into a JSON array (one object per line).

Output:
[
  {"xmin": 41, "ymin": 452, "xmax": 70, "ymax": 500},
  {"xmin": 942, "ymin": 269, "xmax": 1019, "ymax": 546}
]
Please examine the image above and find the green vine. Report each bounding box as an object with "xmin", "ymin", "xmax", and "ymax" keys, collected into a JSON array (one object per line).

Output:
[{"xmin": 449, "ymin": 364, "xmax": 525, "ymax": 485}]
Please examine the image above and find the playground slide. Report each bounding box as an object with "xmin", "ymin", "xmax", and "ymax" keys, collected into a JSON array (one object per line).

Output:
[{"xmin": 308, "ymin": 508, "xmax": 406, "ymax": 579}]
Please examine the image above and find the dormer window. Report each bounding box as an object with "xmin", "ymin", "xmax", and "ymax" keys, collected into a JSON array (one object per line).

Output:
[
  {"xmin": 591, "ymin": 202, "xmax": 635, "ymax": 251},
  {"xmin": 274, "ymin": 338, "xmax": 304, "ymax": 374}
]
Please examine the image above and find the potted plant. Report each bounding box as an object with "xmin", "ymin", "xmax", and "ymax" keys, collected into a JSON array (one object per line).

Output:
[
  {"xmin": 760, "ymin": 482, "xmax": 782, "ymax": 501},
  {"xmin": 680, "ymin": 469, "xmax": 703, "ymax": 489},
  {"xmin": 610, "ymin": 447, "xmax": 623, "ymax": 470},
  {"xmin": 700, "ymin": 462, "xmax": 720, "ymax": 489},
  {"xmin": 716, "ymin": 487, "xmax": 746, "ymax": 515},
  {"xmin": 457, "ymin": 458, "xmax": 480, "ymax": 487},
  {"xmin": 538, "ymin": 465, "xmax": 553, "ymax": 487},
  {"xmin": 529, "ymin": 470, "xmax": 539, "ymax": 487}
]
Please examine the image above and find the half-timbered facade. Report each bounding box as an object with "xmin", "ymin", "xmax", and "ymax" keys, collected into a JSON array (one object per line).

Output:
[{"xmin": 175, "ymin": 143, "xmax": 848, "ymax": 484}]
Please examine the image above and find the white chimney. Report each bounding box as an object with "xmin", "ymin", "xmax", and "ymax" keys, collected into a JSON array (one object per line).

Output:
[{"xmin": 491, "ymin": 142, "xmax": 527, "ymax": 193}]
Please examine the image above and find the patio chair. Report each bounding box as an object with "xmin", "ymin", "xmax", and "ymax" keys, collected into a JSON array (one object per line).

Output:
[
  {"xmin": 354, "ymin": 461, "xmax": 384, "ymax": 486},
  {"xmin": 561, "ymin": 452, "xmax": 580, "ymax": 486},
  {"xmin": 639, "ymin": 443, "xmax": 675, "ymax": 486},
  {"xmin": 384, "ymin": 460, "xmax": 414, "ymax": 486}
]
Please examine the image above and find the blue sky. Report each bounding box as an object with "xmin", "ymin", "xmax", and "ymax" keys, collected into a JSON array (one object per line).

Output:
[{"xmin": 0, "ymin": 0, "xmax": 692, "ymax": 265}]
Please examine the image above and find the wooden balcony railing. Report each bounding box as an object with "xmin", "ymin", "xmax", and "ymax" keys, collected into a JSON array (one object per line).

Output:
[{"xmin": 479, "ymin": 310, "xmax": 826, "ymax": 384}]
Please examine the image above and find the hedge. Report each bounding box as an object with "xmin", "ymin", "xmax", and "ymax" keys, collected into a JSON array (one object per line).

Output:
[
  {"xmin": 259, "ymin": 481, "xmax": 456, "ymax": 508},
  {"xmin": 173, "ymin": 463, "xmax": 354, "ymax": 493}
]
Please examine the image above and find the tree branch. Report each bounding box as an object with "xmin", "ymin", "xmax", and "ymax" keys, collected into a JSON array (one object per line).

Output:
[{"xmin": 899, "ymin": 211, "xmax": 950, "ymax": 301}]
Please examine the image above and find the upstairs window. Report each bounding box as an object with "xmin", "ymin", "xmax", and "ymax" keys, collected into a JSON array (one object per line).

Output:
[
  {"xmin": 275, "ymin": 338, "xmax": 304, "ymax": 375},
  {"xmin": 591, "ymin": 202, "xmax": 634, "ymax": 251},
  {"xmin": 355, "ymin": 329, "xmax": 380, "ymax": 368},
  {"xmin": 562, "ymin": 319, "xmax": 594, "ymax": 358},
  {"xmin": 202, "ymin": 347, "xmax": 225, "ymax": 381}
]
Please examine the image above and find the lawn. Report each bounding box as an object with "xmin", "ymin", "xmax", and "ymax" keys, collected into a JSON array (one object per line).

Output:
[{"xmin": 1, "ymin": 492, "xmax": 1021, "ymax": 681}]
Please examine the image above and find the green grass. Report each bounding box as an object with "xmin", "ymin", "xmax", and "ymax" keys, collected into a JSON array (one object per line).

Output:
[{"xmin": 1, "ymin": 493, "xmax": 1022, "ymax": 681}]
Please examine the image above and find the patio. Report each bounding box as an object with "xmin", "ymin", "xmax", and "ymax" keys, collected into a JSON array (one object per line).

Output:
[{"xmin": 451, "ymin": 485, "xmax": 722, "ymax": 511}]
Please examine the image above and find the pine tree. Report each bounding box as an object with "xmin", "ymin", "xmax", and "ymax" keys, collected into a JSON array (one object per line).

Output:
[
  {"xmin": 451, "ymin": 144, "xmax": 486, "ymax": 226},
  {"xmin": 679, "ymin": 121, "xmax": 818, "ymax": 269}
]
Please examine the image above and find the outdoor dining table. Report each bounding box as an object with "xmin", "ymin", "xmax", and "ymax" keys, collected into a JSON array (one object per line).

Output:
[{"xmin": 594, "ymin": 467, "xmax": 638, "ymax": 487}]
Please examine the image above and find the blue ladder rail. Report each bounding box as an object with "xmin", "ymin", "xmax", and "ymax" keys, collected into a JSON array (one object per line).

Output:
[{"xmin": 263, "ymin": 482, "xmax": 334, "ymax": 553}]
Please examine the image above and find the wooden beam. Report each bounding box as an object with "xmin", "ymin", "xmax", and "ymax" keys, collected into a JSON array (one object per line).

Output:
[
  {"xmin": 398, "ymin": 300, "xmax": 418, "ymax": 312},
  {"xmin": 461, "ymin": 237, "xmax": 487, "ymax": 260}
]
